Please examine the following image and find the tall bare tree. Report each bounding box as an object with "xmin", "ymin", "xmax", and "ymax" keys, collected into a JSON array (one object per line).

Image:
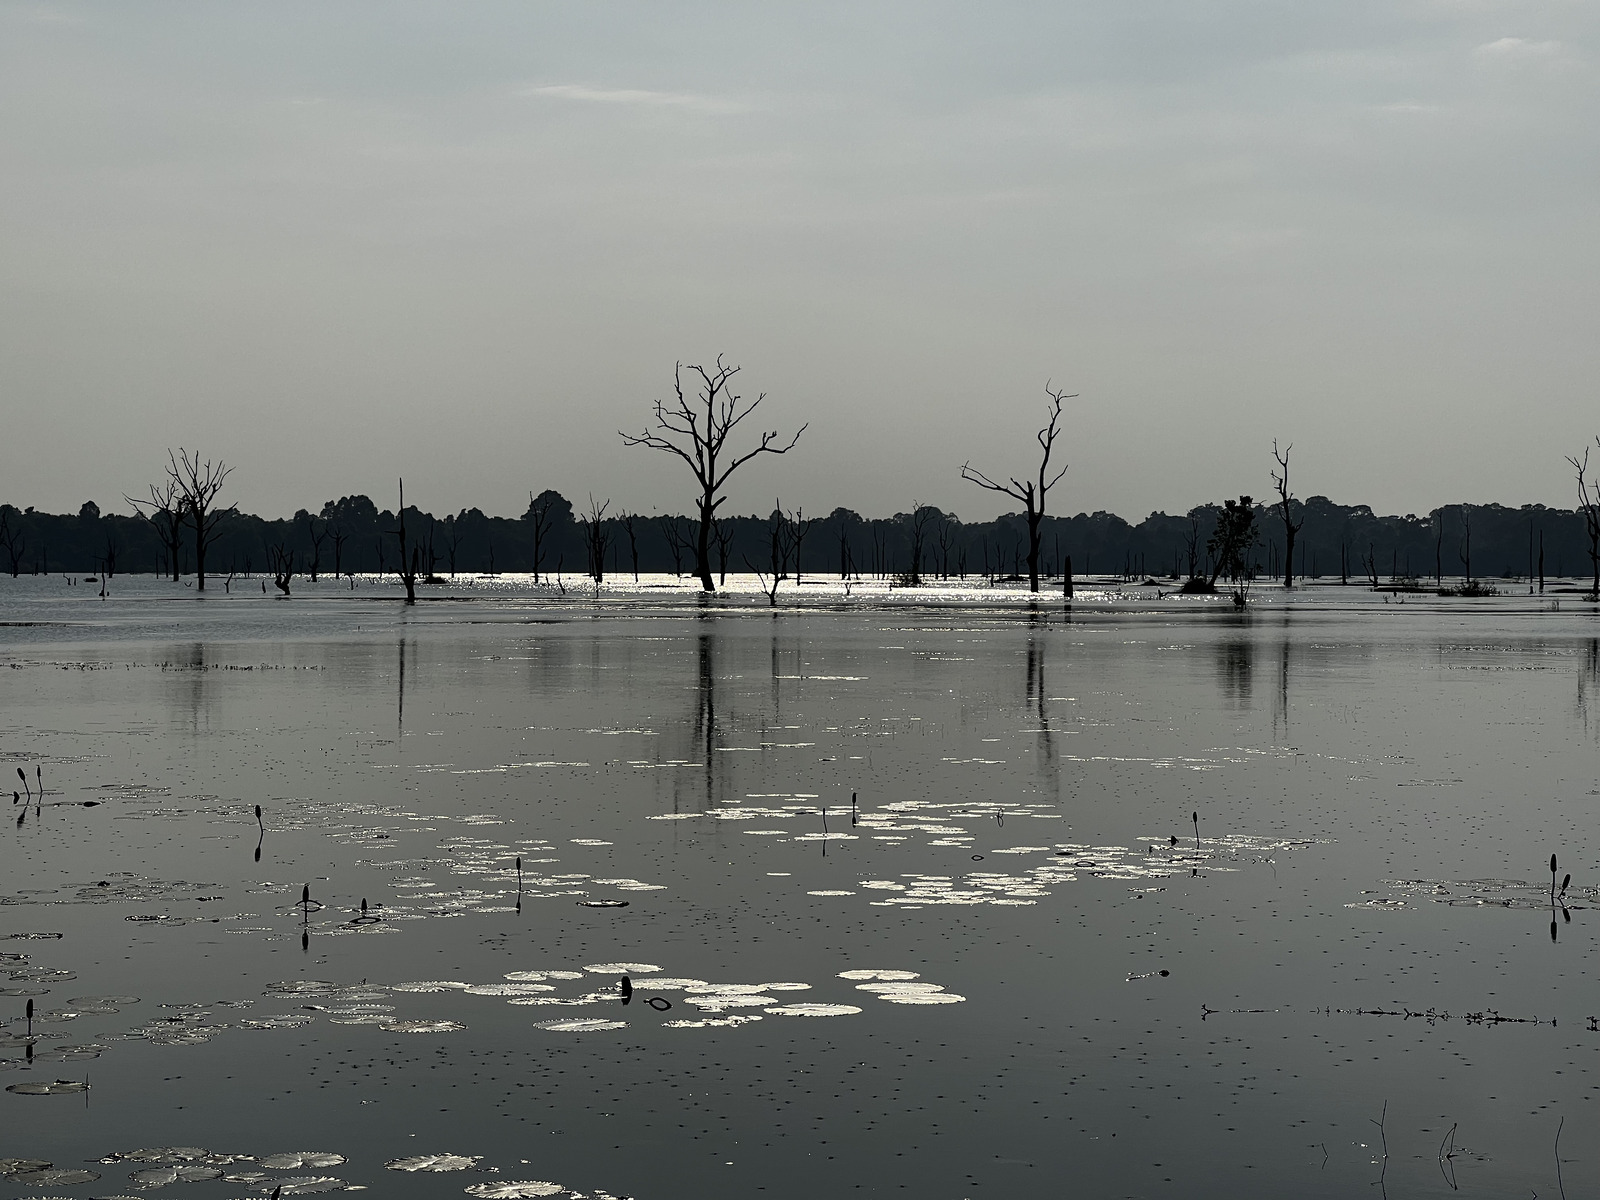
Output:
[
  {"xmin": 127, "ymin": 480, "xmax": 186, "ymax": 581},
  {"xmin": 0, "ymin": 508, "xmax": 25, "ymax": 578},
  {"xmin": 390, "ymin": 479, "xmax": 421, "ymax": 604},
  {"xmin": 1569, "ymin": 442, "xmax": 1600, "ymax": 597},
  {"xmin": 960, "ymin": 383, "xmax": 1074, "ymax": 593},
  {"xmin": 580, "ymin": 495, "xmax": 611, "ymax": 585},
  {"xmin": 165, "ymin": 449, "xmax": 235, "ymax": 591},
  {"xmin": 1270, "ymin": 441, "xmax": 1303, "ymax": 588},
  {"xmin": 621, "ymin": 357, "xmax": 805, "ymax": 592}
]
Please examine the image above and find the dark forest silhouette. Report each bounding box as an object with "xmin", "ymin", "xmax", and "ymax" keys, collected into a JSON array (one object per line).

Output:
[{"xmin": 2, "ymin": 490, "xmax": 1593, "ymax": 592}]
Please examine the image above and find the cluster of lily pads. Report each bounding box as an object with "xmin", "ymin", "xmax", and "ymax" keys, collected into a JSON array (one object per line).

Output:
[{"xmin": 2, "ymin": 1146, "xmax": 635, "ymax": 1198}]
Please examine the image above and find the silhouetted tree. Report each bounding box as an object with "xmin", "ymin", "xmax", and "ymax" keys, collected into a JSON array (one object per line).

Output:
[
  {"xmin": 619, "ymin": 512, "xmax": 641, "ymax": 582},
  {"xmin": 1271, "ymin": 441, "xmax": 1302, "ymax": 587},
  {"xmin": 126, "ymin": 482, "xmax": 185, "ymax": 580},
  {"xmin": 1568, "ymin": 442, "xmax": 1600, "ymax": 597},
  {"xmin": 658, "ymin": 515, "xmax": 690, "ymax": 577},
  {"xmin": 269, "ymin": 542, "xmax": 296, "ymax": 596},
  {"xmin": 165, "ymin": 449, "xmax": 235, "ymax": 591},
  {"xmin": 1207, "ymin": 497, "xmax": 1258, "ymax": 587},
  {"xmin": 297, "ymin": 510, "xmax": 328, "ymax": 581},
  {"xmin": 620, "ymin": 356, "xmax": 806, "ymax": 591},
  {"xmin": 580, "ymin": 495, "xmax": 611, "ymax": 585},
  {"xmin": 0, "ymin": 507, "xmax": 25, "ymax": 577},
  {"xmin": 523, "ymin": 490, "xmax": 565, "ymax": 584},
  {"xmin": 905, "ymin": 503, "xmax": 940, "ymax": 585},
  {"xmin": 960, "ymin": 383, "xmax": 1073, "ymax": 592},
  {"xmin": 390, "ymin": 480, "xmax": 421, "ymax": 604},
  {"xmin": 442, "ymin": 516, "xmax": 463, "ymax": 579}
]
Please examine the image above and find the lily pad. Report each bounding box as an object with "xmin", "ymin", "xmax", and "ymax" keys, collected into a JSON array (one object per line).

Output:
[
  {"xmin": 763, "ymin": 1003, "xmax": 862, "ymax": 1017},
  {"xmin": 249, "ymin": 1176, "xmax": 343, "ymax": 1194},
  {"xmin": 532, "ymin": 1018, "xmax": 627, "ymax": 1032},
  {"xmin": 462, "ymin": 1184, "xmax": 566, "ymax": 1198},
  {"xmin": 6, "ymin": 1079, "xmax": 89, "ymax": 1095},
  {"xmin": 12, "ymin": 1169, "xmax": 99, "ymax": 1186},
  {"xmin": 260, "ymin": 1154, "xmax": 345, "ymax": 1171},
  {"xmin": 380, "ymin": 1020, "xmax": 466, "ymax": 1033},
  {"xmin": 129, "ymin": 1165, "xmax": 223, "ymax": 1186},
  {"xmin": 0, "ymin": 1161, "xmax": 52, "ymax": 1177},
  {"xmin": 385, "ymin": 1155, "xmax": 481, "ymax": 1173}
]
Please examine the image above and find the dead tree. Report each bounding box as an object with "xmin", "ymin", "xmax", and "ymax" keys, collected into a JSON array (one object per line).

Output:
[
  {"xmin": 525, "ymin": 492, "xmax": 557, "ymax": 584},
  {"xmin": 329, "ymin": 522, "xmax": 349, "ymax": 577},
  {"xmin": 165, "ymin": 449, "xmax": 235, "ymax": 591},
  {"xmin": 390, "ymin": 479, "xmax": 421, "ymax": 604},
  {"xmin": 302, "ymin": 512, "xmax": 328, "ymax": 581},
  {"xmin": 580, "ymin": 495, "xmax": 611, "ymax": 585},
  {"xmin": 619, "ymin": 512, "xmax": 641, "ymax": 581},
  {"xmin": 905, "ymin": 503, "xmax": 939, "ymax": 585},
  {"xmin": 713, "ymin": 518, "xmax": 733, "ymax": 585},
  {"xmin": 960, "ymin": 383, "xmax": 1073, "ymax": 592},
  {"xmin": 442, "ymin": 517, "xmax": 463, "ymax": 579},
  {"xmin": 269, "ymin": 542, "xmax": 296, "ymax": 596},
  {"xmin": 789, "ymin": 508, "xmax": 816, "ymax": 584},
  {"xmin": 1271, "ymin": 440, "xmax": 1303, "ymax": 587},
  {"xmin": 620, "ymin": 356, "xmax": 805, "ymax": 592},
  {"xmin": 127, "ymin": 480, "xmax": 186, "ymax": 581},
  {"xmin": 0, "ymin": 509, "xmax": 25, "ymax": 578},
  {"xmin": 746, "ymin": 501, "xmax": 797, "ymax": 606},
  {"xmin": 1568, "ymin": 442, "xmax": 1600, "ymax": 597},
  {"xmin": 1458, "ymin": 504, "xmax": 1473, "ymax": 584},
  {"xmin": 658, "ymin": 515, "xmax": 690, "ymax": 577}
]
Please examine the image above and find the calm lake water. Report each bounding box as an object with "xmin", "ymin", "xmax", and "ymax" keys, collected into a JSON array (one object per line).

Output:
[{"xmin": 2, "ymin": 573, "xmax": 1598, "ymax": 1198}]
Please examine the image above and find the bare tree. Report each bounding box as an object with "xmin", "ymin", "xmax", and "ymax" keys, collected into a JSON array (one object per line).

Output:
[
  {"xmin": 1270, "ymin": 441, "xmax": 1303, "ymax": 588},
  {"xmin": 619, "ymin": 512, "xmax": 641, "ymax": 582},
  {"xmin": 789, "ymin": 508, "xmax": 817, "ymax": 585},
  {"xmin": 620, "ymin": 357, "xmax": 806, "ymax": 592},
  {"xmin": 390, "ymin": 479, "xmax": 421, "ymax": 604},
  {"xmin": 1569, "ymin": 442, "xmax": 1600, "ymax": 597},
  {"xmin": 442, "ymin": 516, "xmax": 463, "ymax": 579},
  {"xmin": 580, "ymin": 495, "xmax": 611, "ymax": 585},
  {"xmin": 712, "ymin": 518, "xmax": 733, "ymax": 585},
  {"xmin": 269, "ymin": 542, "xmax": 296, "ymax": 596},
  {"xmin": 746, "ymin": 500, "xmax": 797, "ymax": 606},
  {"xmin": 126, "ymin": 480, "xmax": 185, "ymax": 581},
  {"xmin": 301, "ymin": 512, "xmax": 328, "ymax": 581},
  {"xmin": 0, "ymin": 508, "xmax": 25, "ymax": 578},
  {"xmin": 658, "ymin": 515, "xmax": 690, "ymax": 577},
  {"xmin": 524, "ymin": 491, "xmax": 557, "ymax": 584},
  {"xmin": 905, "ymin": 503, "xmax": 940, "ymax": 585},
  {"xmin": 165, "ymin": 449, "xmax": 235, "ymax": 591},
  {"xmin": 329, "ymin": 522, "xmax": 349, "ymax": 578},
  {"xmin": 960, "ymin": 383, "xmax": 1074, "ymax": 593}
]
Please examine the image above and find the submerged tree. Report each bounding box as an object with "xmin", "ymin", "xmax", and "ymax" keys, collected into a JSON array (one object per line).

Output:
[
  {"xmin": 1270, "ymin": 441, "xmax": 1302, "ymax": 588},
  {"xmin": 620, "ymin": 357, "xmax": 806, "ymax": 592},
  {"xmin": 580, "ymin": 495, "xmax": 611, "ymax": 585},
  {"xmin": 1568, "ymin": 442, "xmax": 1600, "ymax": 597},
  {"xmin": 1206, "ymin": 496, "xmax": 1259, "ymax": 601},
  {"xmin": 0, "ymin": 507, "xmax": 25, "ymax": 578},
  {"xmin": 390, "ymin": 479, "xmax": 422, "ymax": 604},
  {"xmin": 959, "ymin": 383, "xmax": 1074, "ymax": 593},
  {"xmin": 165, "ymin": 449, "xmax": 235, "ymax": 592}
]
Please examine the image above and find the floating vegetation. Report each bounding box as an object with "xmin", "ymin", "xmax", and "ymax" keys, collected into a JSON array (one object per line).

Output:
[
  {"xmin": 532, "ymin": 1018, "xmax": 628, "ymax": 1032},
  {"xmin": 385, "ymin": 1155, "xmax": 481, "ymax": 1173},
  {"xmin": 389, "ymin": 981, "xmax": 471, "ymax": 992},
  {"xmin": 462, "ymin": 1183, "xmax": 565, "ymax": 1198},
  {"xmin": 380, "ymin": 1020, "xmax": 466, "ymax": 1033},
  {"xmin": 1350, "ymin": 877, "xmax": 1598, "ymax": 911},
  {"xmin": 259, "ymin": 1154, "xmax": 346, "ymax": 1170},
  {"xmin": 763, "ymin": 1003, "xmax": 861, "ymax": 1017},
  {"xmin": 583, "ymin": 963, "xmax": 660, "ymax": 974},
  {"xmin": 6, "ymin": 1079, "xmax": 89, "ymax": 1094},
  {"xmin": 9, "ymin": 1168, "xmax": 100, "ymax": 1186},
  {"xmin": 0, "ymin": 1161, "xmax": 52, "ymax": 1177},
  {"xmin": 577, "ymin": 900, "xmax": 628, "ymax": 908},
  {"xmin": 129, "ymin": 1164, "xmax": 224, "ymax": 1186},
  {"xmin": 838, "ymin": 970, "xmax": 920, "ymax": 981},
  {"xmin": 248, "ymin": 1176, "xmax": 344, "ymax": 1194}
]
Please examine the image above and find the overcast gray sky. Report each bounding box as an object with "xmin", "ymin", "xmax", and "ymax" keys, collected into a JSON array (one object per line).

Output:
[{"xmin": 2, "ymin": 0, "xmax": 1596, "ymax": 522}]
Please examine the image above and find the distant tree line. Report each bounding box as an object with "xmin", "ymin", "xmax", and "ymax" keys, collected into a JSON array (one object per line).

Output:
[{"xmin": 1, "ymin": 491, "xmax": 1591, "ymax": 589}]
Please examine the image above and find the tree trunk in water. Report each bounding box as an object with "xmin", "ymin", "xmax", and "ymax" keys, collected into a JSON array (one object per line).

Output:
[
  {"xmin": 695, "ymin": 504, "xmax": 715, "ymax": 592},
  {"xmin": 1026, "ymin": 511, "xmax": 1042, "ymax": 593},
  {"xmin": 1283, "ymin": 526, "xmax": 1295, "ymax": 588}
]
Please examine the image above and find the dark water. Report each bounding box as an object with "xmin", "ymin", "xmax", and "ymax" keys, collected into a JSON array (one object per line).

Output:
[{"xmin": 3, "ymin": 576, "xmax": 1599, "ymax": 1197}]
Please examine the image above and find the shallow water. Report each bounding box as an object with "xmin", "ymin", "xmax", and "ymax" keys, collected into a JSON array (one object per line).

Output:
[{"xmin": 2, "ymin": 574, "xmax": 1599, "ymax": 1198}]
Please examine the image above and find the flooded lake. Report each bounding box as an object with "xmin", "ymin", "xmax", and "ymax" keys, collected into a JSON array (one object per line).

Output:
[{"xmin": 3, "ymin": 574, "xmax": 1598, "ymax": 1198}]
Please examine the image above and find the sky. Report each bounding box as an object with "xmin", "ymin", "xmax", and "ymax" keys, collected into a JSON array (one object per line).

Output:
[{"xmin": 2, "ymin": 1, "xmax": 1597, "ymax": 523}]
